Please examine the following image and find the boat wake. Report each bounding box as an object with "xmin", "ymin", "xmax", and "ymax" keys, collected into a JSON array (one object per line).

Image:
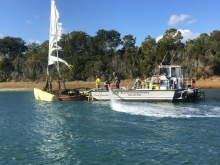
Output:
[{"xmin": 109, "ymin": 91, "xmax": 220, "ymax": 118}]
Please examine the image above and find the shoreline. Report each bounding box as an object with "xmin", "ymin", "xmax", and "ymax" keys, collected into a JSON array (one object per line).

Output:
[
  {"xmin": 0, "ymin": 78, "xmax": 219, "ymax": 91},
  {"xmin": 0, "ymin": 88, "xmax": 33, "ymax": 91}
]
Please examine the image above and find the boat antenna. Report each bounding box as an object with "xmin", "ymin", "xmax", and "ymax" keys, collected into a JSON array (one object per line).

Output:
[{"xmin": 160, "ymin": 51, "xmax": 168, "ymax": 65}]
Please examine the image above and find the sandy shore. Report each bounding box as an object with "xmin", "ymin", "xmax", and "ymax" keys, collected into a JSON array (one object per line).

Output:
[{"xmin": 0, "ymin": 78, "xmax": 219, "ymax": 91}]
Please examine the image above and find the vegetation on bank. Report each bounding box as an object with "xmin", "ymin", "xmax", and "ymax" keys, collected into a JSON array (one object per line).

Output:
[{"xmin": 0, "ymin": 28, "xmax": 220, "ymax": 82}]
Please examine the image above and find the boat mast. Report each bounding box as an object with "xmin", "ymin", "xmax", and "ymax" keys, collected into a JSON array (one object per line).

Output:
[
  {"xmin": 56, "ymin": 37, "xmax": 60, "ymax": 75},
  {"xmin": 47, "ymin": 0, "xmax": 53, "ymax": 77},
  {"xmin": 50, "ymin": 0, "xmax": 61, "ymax": 78},
  {"xmin": 47, "ymin": 0, "xmax": 71, "ymax": 79}
]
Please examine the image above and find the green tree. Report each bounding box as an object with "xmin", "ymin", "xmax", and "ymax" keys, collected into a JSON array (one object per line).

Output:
[
  {"xmin": 0, "ymin": 36, "xmax": 27, "ymax": 76},
  {"xmin": 94, "ymin": 29, "xmax": 122, "ymax": 53},
  {"xmin": 0, "ymin": 56, "xmax": 13, "ymax": 81},
  {"xmin": 157, "ymin": 28, "xmax": 184, "ymax": 65},
  {"xmin": 139, "ymin": 35, "xmax": 157, "ymax": 77},
  {"xmin": 0, "ymin": 36, "xmax": 27, "ymax": 60},
  {"xmin": 122, "ymin": 34, "xmax": 136, "ymax": 51}
]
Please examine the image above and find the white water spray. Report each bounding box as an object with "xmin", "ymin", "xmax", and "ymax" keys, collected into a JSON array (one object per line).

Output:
[
  {"xmin": 109, "ymin": 90, "xmax": 122, "ymax": 111},
  {"xmin": 108, "ymin": 90, "xmax": 220, "ymax": 118}
]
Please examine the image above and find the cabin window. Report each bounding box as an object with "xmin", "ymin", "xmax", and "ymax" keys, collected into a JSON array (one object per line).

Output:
[
  {"xmin": 171, "ymin": 67, "xmax": 180, "ymax": 77},
  {"xmin": 160, "ymin": 68, "xmax": 170, "ymax": 75},
  {"xmin": 181, "ymin": 67, "xmax": 185, "ymax": 78}
]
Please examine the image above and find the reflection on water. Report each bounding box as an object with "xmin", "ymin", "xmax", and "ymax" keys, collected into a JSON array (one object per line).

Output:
[
  {"xmin": 32, "ymin": 101, "xmax": 69, "ymax": 163},
  {"xmin": 1, "ymin": 90, "xmax": 220, "ymax": 164}
]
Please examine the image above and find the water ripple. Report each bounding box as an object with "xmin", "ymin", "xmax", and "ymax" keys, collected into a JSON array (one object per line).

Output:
[{"xmin": 0, "ymin": 90, "xmax": 220, "ymax": 164}]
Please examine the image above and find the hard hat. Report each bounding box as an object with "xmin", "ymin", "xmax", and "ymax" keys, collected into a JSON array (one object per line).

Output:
[{"xmin": 109, "ymin": 79, "xmax": 112, "ymax": 81}]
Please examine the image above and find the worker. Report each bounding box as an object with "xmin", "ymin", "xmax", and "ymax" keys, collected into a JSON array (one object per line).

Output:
[
  {"xmin": 103, "ymin": 79, "xmax": 111, "ymax": 90},
  {"xmin": 113, "ymin": 72, "xmax": 120, "ymax": 88},
  {"xmin": 134, "ymin": 78, "xmax": 141, "ymax": 89},
  {"xmin": 95, "ymin": 75, "xmax": 100, "ymax": 89}
]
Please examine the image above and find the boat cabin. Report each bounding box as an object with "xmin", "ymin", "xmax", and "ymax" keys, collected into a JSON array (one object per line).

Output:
[
  {"xmin": 140, "ymin": 64, "xmax": 194, "ymax": 90},
  {"xmin": 159, "ymin": 65, "xmax": 185, "ymax": 78}
]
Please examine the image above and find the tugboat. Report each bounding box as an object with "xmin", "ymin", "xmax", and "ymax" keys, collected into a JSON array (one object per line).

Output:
[{"xmin": 89, "ymin": 63, "xmax": 205, "ymax": 102}]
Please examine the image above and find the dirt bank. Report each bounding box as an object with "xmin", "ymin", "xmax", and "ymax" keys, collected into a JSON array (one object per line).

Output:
[
  {"xmin": 0, "ymin": 79, "xmax": 136, "ymax": 91},
  {"xmin": 196, "ymin": 77, "xmax": 220, "ymax": 89},
  {"xmin": 0, "ymin": 78, "xmax": 219, "ymax": 91}
]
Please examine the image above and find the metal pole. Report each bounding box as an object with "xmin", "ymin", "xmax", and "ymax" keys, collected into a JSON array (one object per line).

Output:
[{"xmin": 161, "ymin": 51, "xmax": 168, "ymax": 65}]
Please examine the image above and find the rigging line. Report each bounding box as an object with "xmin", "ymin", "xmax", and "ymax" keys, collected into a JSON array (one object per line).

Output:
[
  {"xmin": 56, "ymin": 0, "xmax": 64, "ymax": 33},
  {"xmin": 161, "ymin": 51, "xmax": 168, "ymax": 65},
  {"xmin": 54, "ymin": 0, "xmax": 61, "ymax": 78},
  {"xmin": 47, "ymin": 0, "xmax": 52, "ymax": 76},
  {"xmin": 170, "ymin": 53, "xmax": 176, "ymax": 64},
  {"xmin": 56, "ymin": 0, "xmax": 62, "ymax": 19},
  {"xmin": 152, "ymin": 51, "xmax": 168, "ymax": 76},
  {"xmin": 56, "ymin": 0, "xmax": 63, "ymax": 79}
]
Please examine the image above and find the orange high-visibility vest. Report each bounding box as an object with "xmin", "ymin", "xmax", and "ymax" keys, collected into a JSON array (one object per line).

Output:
[{"xmin": 191, "ymin": 79, "xmax": 195, "ymax": 87}]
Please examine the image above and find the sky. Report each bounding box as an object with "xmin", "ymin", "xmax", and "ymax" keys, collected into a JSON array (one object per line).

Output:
[{"xmin": 0, "ymin": 0, "xmax": 220, "ymax": 47}]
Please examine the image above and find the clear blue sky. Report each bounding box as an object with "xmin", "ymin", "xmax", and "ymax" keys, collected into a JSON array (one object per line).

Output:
[{"xmin": 1, "ymin": 0, "xmax": 220, "ymax": 46}]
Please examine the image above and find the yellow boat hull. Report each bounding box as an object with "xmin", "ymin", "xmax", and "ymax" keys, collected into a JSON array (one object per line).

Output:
[{"xmin": 34, "ymin": 88, "xmax": 59, "ymax": 101}]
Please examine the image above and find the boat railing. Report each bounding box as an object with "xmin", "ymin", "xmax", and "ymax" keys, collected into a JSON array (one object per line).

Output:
[
  {"xmin": 147, "ymin": 77, "xmax": 195, "ymax": 90},
  {"xmin": 141, "ymin": 77, "xmax": 196, "ymax": 90},
  {"xmin": 178, "ymin": 78, "xmax": 196, "ymax": 89},
  {"xmin": 149, "ymin": 77, "xmax": 170, "ymax": 90}
]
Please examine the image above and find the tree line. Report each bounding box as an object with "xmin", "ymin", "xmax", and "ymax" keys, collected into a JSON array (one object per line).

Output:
[{"xmin": 0, "ymin": 28, "xmax": 220, "ymax": 82}]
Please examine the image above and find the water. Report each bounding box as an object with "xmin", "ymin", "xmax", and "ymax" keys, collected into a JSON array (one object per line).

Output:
[{"xmin": 0, "ymin": 89, "xmax": 220, "ymax": 164}]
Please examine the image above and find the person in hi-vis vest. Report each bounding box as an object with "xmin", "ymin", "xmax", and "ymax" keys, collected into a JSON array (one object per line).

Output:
[{"xmin": 95, "ymin": 75, "xmax": 100, "ymax": 89}]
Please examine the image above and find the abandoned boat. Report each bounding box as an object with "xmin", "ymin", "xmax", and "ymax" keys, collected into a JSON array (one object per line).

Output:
[
  {"xmin": 90, "ymin": 64, "xmax": 205, "ymax": 102},
  {"xmin": 34, "ymin": 0, "xmax": 88, "ymax": 101}
]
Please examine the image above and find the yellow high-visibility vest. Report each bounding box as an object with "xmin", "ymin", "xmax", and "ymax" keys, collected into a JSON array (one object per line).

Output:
[{"xmin": 95, "ymin": 78, "xmax": 100, "ymax": 85}]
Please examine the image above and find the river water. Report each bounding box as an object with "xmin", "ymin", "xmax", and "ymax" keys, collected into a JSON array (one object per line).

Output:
[{"xmin": 0, "ymin": 89, "xmax": 220, "ymax": 164}]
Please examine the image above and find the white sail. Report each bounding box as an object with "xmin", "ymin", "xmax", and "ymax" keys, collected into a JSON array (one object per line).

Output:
[
  {"xmin": 47, "ymin": 0, "xmax": 71, "ymax": 75},
  {"xmin": 49, "ymin": 56, "xmax": 72, "ymax": 69}
]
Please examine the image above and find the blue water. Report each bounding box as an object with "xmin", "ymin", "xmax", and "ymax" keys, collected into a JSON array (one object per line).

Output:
[{"xmin": 0, "ymin": 89, "xmax": 220, "ymax": 164}]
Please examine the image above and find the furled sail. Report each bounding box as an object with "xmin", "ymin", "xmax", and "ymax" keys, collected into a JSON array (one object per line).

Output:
[{"xmin": 47, "ymin": 0, "xmax": 71, "ymax": 75}]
